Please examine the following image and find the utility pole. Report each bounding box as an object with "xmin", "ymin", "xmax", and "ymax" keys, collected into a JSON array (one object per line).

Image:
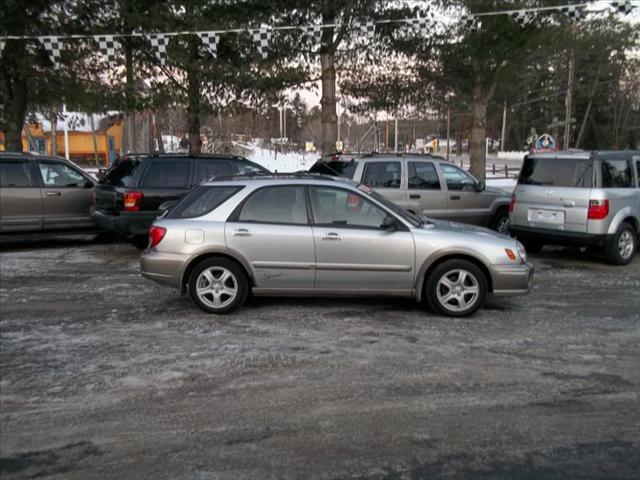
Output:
[
  {"xmin": 394, "ymin": 118, "xmax": 398, "ymax": 153},
  {"xmin": 500, "ymin": 101, "xmax": 507, "ymax": 152},
  {"xmin": 563, "ymin": 49, "xmax": 575, "ymax": 149},
  {"xmin": 62, "ymin": 103, "xmax": 69, "ymax": 160},
  {"xmin": 446, "ymin": 107, "xmax": 451, "ymax": 161}
]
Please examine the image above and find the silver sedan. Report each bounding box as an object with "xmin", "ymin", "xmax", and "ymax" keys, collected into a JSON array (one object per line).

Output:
[{"xmin": 141, "ymin": 175, "xmax": 533, "ymax": 317}]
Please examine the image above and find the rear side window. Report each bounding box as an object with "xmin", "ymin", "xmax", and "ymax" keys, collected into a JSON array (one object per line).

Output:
[
  {"xmin": 519, "ymin": 157, "xmax": 592, "ymax": 188},
  {"xmin": 234, "ymin": 159, "xmax": 269, "ymax": 175},
  {"xmin": 310, "ymin": 160, "xmax": 359, "ymax": 178},
  {"xmin": 194, "ymin": 160, "xmax": 233, "ymax": 184},
  {"xmin": 362, "ymin": 161, "xmax": 401, "ymax": 188},
  {"xmin": 0, "ymin": 160, "xmax": 34, "ymax": 187},
  {"xmin": 601, "ymin": 159, "xmax": 633, "ymax": 188},
  {"xmin": 408, "ymin": 162, "xmax": 441, "ymax": 190},
  {"xmin": 166, "ymin": 186, "xmax": 242, "ymax": 219},
  {"xmin": 237, "ymin": 186, "xmax": 308, "ymax": 225},
  {"xmin": 141, "ymin": 160, "xmax": 191, "ymax": 188},
  {"xmin": 101, "ymin": 159, "xmax": 141, "ymax": 187}
]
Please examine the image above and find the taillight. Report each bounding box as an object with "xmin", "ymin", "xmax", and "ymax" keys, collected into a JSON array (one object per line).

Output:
[
  {"xmin": 587, "ymin": 199, "xmax": 609, "ymax": 220},
  {"xmin": 123, "ymin": 191, "xmax": 143, "ymax": 211},
  {"xmin": 149, "ymin": 226, "xmax": 166, "ymax": 248},
  {"xmin": 509, "ymin": 193, "xmax": 516, "ymax": 213}
]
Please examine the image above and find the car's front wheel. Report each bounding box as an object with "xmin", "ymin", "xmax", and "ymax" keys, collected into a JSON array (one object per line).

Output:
[
  {"xmin": 188, "ymin": 258, "xmax": 248, "ymax": 314},
  {"xmin": 425, "ymin": 259, "xmax": 488, "ymax": 317},
  {"xmin": 606, "ymin": 223, "xmax": 637, "ymax": 265}
]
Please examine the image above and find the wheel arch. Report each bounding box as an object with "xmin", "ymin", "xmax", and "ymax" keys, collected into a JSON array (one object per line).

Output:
[
  {"xmin": 180, "ymin": 250, "xmax": 254, "ymax": 294},
  {"xmin": 415, "ymin": 252, "xmax": 494, "ymax": 302}
]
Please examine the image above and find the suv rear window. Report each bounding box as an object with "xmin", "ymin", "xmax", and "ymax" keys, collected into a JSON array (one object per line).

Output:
[
  {"xmin": 101, "ymin": 159, "xmax": 142, "ymax": 187},
  {"xmin": 519, "ymin": 157, "xmax": 592, "ymax": 188},
  {"xmin": 601, "ymin": 159, "xmax": 633, "ymax": 188},
  {"xmin": 166, "ymin": 185, "xmax": 242, "ymax": 219},
  {"xmin": 141, "ymin": 159, "xmax": 191, "ymax": 188},
  {"xmin": 309, "ymin": 160, "xmax": 359, "ymax": 178}
]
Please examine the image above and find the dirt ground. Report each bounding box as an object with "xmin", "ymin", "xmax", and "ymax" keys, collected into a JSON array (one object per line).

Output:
[{"xmin": 1, "ymin": 236, "xmax": 639, "ymax": 479}]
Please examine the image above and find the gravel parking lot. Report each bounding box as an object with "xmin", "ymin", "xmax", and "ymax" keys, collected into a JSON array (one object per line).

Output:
[{"xmin": 1, "ymin": 237, "xmax": 639, "ymax": 479}]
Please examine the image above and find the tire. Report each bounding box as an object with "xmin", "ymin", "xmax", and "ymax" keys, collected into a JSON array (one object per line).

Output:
[
  {"xmin": 188, "ymin": 257, "xmax": 248, "ymax": 314},
  {"xmin": 491, "ymin": 209, "xmax": 510, "ymax": 236},
  {"xmin": 425, "ymin": 259, "xmax": 488, "ymax": 317},
  {"xmin": 129, "ymin": 235, "xmax": 149, "ymax": 250},
  {"xmin": 521, "ymin": 240, "xmax": 543, "ymax": 253},
  {"xmin": 606, "ymin": 223, "xmax": 637, "ymax": 266}
]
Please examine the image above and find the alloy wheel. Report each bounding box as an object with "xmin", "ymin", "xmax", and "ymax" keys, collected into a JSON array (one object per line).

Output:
[
  {"xmin": 618, "ymin": 230, "xmax": 634, "ymax": 260},
  {"xmin": 436, "ymin": 269, "xmax": 480, "ymax": 313},
  {"xmin": 196, "ymin": 266, "xmax": 238, "ymax": 309}
]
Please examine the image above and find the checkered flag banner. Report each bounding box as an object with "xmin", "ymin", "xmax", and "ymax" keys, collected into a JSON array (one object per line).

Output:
[
  {"xmin": 561, "ymin": 5, "xmax": 584, "ymax": 22},
  {"xmin": 199, "ymin": 31, "xmax": 219, "ymax": 58},
  {"xmin": 39, "ymin": 36, "xmax": 62, "ymax": 67},
  {"xmin": 358, "ymin": 21, "xmax": 375, "ymax": 42},
  {"xmin": 301, "ymin": 24, "xmax": 322, "ymax": 45},
  {"xmin": 610, "ymin": 1, "xmax": 636, "ymax": 15},
  {"xmin": 148, "ymin": 33, "xmax": 170, "ymax": 65},
  {"xmin": 96, "ymin": 35, "xmax": 119, "ymax": 67},
  {"xmin": 406, "ymin": 16, "xmax": 431, "ymax": 36},
  {"xmin": 461, "ymin": 15, "xmax": 480, "ymax": 32},
  {"xmin": 252, "ymin": 25, "xmax": 271, "ymax": 59},
  {"xmin": 511, "ymin": 10, "xmax": 535, "ymax": 26}
]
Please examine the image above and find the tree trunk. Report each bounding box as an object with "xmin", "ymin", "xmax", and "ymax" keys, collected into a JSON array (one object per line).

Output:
[
  {"xmin": 185, "ymin": 34, "xmax": 202, "ymax": 155},
  {"xmin": 320, "ymin": 49, "xmax": 337, "ymax": 156},
  {"xmin": 1, "ymin": 40, "xmax": 28, "ymax": 152},
  {"xmin": 455, "ymin": 112, "xmax": 462, "ymax": 156},
  {"xmin": 124, "ymin": 37, "xmax": 136, "ymax": 154},
  {"xmin": 469, "ymin": 84, "xmax": 490, "ymax": 182}
]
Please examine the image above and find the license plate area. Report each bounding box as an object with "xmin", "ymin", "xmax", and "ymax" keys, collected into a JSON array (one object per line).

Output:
[{"xmin": 528, "ymin": 208, "xmax": 565, "ymax": 224}]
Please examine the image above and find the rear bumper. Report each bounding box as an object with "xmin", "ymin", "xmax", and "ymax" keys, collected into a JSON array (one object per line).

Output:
[
  {"xmin": 92, "ymin": 209, "xmax": 159, "ymax": 237},
  {"xmin": 509, "ymin": 225, "xmax": 614, "ymax": 248},
  {"xmin": 140, "ymin": 249, "xmax": 187, "ymax": 289},
  {"xmin": 491, "ymin": 262, "xmax": 534, "ymax": 295}
]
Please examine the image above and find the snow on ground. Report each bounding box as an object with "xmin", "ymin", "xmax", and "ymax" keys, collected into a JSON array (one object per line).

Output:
[{"xmin": 236, "ymin": 142, "xmax": 318, "ymax": 172}]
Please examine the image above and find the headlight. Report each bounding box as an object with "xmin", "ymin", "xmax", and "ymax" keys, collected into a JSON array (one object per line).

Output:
[{"xmin": 516, "ymin": 241, "xmax": 527, "ymax": 263}]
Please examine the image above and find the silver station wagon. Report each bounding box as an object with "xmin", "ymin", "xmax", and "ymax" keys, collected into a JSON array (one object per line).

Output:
[{"xmin": 141, "ymin": 175, "xmax": 533, "ymax": 317}]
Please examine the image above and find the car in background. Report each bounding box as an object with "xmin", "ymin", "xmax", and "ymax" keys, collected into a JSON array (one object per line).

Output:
[
  {"xmin": 310, "ymin": 153, "xmax": 511, "ymax": 234},
  {"xmin": 0, "ymin": 153, "xmax": 96, "ymax": 234},
  {"xmin": 92, "ymin": 153, "xmax": 269, "ymax": 248},
  {"xmin": 509, "ymin": 150, "xmax": 639, "ymax": 265},
  {"xmin": 140, "ymin": 174, "xmax": 533, "ymax": 317}
]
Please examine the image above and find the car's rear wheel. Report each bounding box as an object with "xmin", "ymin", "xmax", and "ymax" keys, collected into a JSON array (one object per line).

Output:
[
  {"xmin": 606, "ymin": 223, "xmax": 637, "ymax": 265},
  {"xmin": 491, "ymin": 209, "xmax": 510, "ymax": 236},
  {"xmin": 425, "ymin": 259, "xmax": 487, "ymax": 317},
  {"xmin": 188, "ymin": 258, "xmax": 248, "ymax": 314}
]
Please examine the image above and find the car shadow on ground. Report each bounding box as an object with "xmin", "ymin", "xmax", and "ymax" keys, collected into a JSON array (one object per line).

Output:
[
  {"xmin": 0, "ymin": 233, "xmax": 123, "ymax": 252},
  {"xmin": 529, "ymin": 245, "xmax": 639, "ymax": 269}
]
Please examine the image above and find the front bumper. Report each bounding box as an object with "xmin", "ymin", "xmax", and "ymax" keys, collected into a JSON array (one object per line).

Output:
[
  {"xmin": 92, "ymin": 209, "xmax": 159, "ymax": 237},
  {"xmin": 140, "ymin": 249, "xmax": 187, "ymax": 289},
  {"xmin": 509, "ymin": 225, "xmax": 613, "ymax": 248},
  {"xmin": 491, "ymin": 262, "xmax": 534, "ymax": 295}
]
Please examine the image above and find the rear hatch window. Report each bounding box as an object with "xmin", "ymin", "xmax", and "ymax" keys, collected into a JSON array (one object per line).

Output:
[
  {"xmin": 519, "ymin": 156, "xmax": 592, "ymax": 188},
  {"xmin": 309, "ymin": 160, "xmax": 359, "ymax": 178},
  {"xmin": 166, "ymin": 185, "xmax": 243, "ymax": 219},
  {"xmin": 100, "ymin": 159, "xmax": 142, "ymax": 187}
]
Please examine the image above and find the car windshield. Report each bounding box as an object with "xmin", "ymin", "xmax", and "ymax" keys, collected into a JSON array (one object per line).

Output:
[{"xmin": 359, "ymin": 185, "xmax": 422, "ymax": 227}]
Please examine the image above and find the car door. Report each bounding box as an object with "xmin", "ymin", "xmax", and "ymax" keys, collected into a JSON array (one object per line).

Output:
[
  {"xmin": 406, "ymin": 160, "xmax": 447, "ymax": 218},
  {"xmin": 439, "ymin": 162, "xmax": 491, "ymax": 225},
  {"xmin": 35, "ymin": 159, "xmax": 94, "ymax": 231},
  {"xmin": 225, "ymin": 185, "xmax": 315, "ymax": 289},
  {"xmin": 0, "ymin": 158, "xmax": 43, "ymax": 232},
  {"xmin": 308, "ymin": 185, "xmax": 415, "ymax": 291},
  {"xmin": 360, "ymin": 160, "xmax": 407, "ymax": 209}
]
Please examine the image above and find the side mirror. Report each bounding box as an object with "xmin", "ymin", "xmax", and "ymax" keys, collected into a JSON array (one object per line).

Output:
[
  {"xmin": 475, "ymin": 181, "xmax": 486, "ymax": 192},
  {"xmin": 381, "ymin": 215, "xmax": 398, "ymax": 231},
  {"xmin": 158, "ymin": 200, "xmax": 178, "ymax": 217}
]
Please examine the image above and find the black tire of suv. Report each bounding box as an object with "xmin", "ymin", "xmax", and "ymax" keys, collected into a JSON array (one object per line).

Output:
[
  {"xmin": 425, "ymin": 259, "xmax": 488, "ymax": 317},
  {"xmin": 188, "ymin": 257, "xmax": 249, "ymax": 314},
  {"xmin": 606, "ymin": 223, "xmax": 637, "ymax": 266},
  {"xmin": 129, "ymin": 235, "xmax": 149, "ymax": 250},
  {"xmin": 491, "ymin": 209, "xmax": 510, "ymax": 235}
]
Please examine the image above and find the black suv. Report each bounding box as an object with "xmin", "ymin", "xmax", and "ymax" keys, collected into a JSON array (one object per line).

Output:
[{"xmin": 92, "ymin": 153, "xmax": 269, "ymax": 247}]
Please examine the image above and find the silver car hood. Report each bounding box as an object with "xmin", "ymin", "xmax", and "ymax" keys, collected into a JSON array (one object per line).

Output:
[{"xmin": 419, "ymin": 218, "xmax": 509, "ymax": 240}]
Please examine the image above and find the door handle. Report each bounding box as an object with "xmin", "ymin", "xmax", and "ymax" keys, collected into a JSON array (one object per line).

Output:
[
  {"xmin": 321, "ymin": 232, "xmax": 342, "ymax": 241},
  {"xmin": 232, "ymin": 228, "xmax": 251, "ymax": 237},
  {"xmin": 45, "ymin": 191, "xmax": 61, "ymax": 197},
  {"xmin": 409, "ymin": 194, "xmax": 421, "ymax": 199},
  {"xmin": 450, "ymin": 195, "xmax": 461, "ymax": 200}
]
